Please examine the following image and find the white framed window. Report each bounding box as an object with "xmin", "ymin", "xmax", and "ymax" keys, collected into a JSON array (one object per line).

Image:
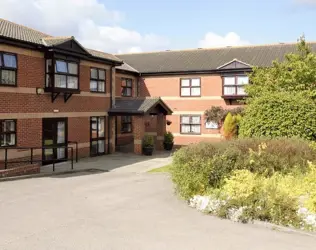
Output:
[
  {"xmin": 223, "ymin": 75, "xmax": 249, "ymax": 96},
  {"xmin": 180, "ymin": 115, "xmax": 201, "ymax": 134},
  {"xmin": 180, "ymin": 78, "xmax": 201, "ymax": 97}
]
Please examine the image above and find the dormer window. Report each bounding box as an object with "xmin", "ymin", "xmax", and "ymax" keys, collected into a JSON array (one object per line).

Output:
[{"xmin": 222, "ymin": 75, "xmax": 248, "ymax": 98}]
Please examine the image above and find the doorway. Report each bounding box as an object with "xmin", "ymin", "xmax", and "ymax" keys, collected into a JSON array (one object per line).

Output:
[{"xmin": 42, "ymin": 118, "xmax": 68, "ymax": 165}]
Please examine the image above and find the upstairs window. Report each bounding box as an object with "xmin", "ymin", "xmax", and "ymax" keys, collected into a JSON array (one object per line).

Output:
[
  {"xmin": 0, "ymin": 53, "xmax": 17, "ymax": 86},
  {"xmin": 121, "ymin": 78, "xmax": 132, "ymax": 97},
  {"xmin": 180, "ymin": 115, "xmax": 201, "ymax": 134},
  {"xmin": 0, "ymin": 120, "xmax": 16, "ymax": 147},
  {"xmin": 121, "ymin": 116, "xmax": 132, "ymax": 133},
  {"xmin": 90, "ymin": 68, "xmax": 105, "ymax": 92},
  {"xmin": 223, "ymin": 75, "xmax": 249, "ymax": 96},
  {"xmin": 46, "ymin": 59, "xmax": 79, "ymax": 90},
  {"xmin": 180, "ymin": 78, "xmax": 201, "ymax": 97}
]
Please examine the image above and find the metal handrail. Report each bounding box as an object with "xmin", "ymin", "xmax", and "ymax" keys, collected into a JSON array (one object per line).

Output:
[
  {"xmin": 68, "ymin": 141, "xmax": 78, "ymax": 163},
  {"xmin": 1, "ymin": 145, "xmax": 75, "ymax": 172}
]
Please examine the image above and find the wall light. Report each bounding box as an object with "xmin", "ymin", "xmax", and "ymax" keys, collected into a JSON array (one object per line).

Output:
[{"xmin": 36, "ymin": 87, "xmax": 44, "ymax": 95}]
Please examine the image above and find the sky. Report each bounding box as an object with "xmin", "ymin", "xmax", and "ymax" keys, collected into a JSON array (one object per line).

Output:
[{"xmin": 1, "ymin": 0, "xmax": 316, "ymax": 54}]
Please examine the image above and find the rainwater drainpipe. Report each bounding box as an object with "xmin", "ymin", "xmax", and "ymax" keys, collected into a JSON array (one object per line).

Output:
[{"xmin": 108, "ymin": 65, "xmax": 114, "ymax": 154}]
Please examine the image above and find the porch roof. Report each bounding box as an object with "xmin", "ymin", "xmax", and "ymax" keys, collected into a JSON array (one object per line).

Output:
[{"xmin": 108, "ymin": 97, "xmax": 173, "ymax": 116}]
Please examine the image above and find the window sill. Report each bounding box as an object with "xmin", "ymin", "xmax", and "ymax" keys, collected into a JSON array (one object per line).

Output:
[
  {"xmin": 90, "ymin": 90, "xmax": 106, "ymax": 94},
  {"xmin": 221, "ymin": 95, "xmax": 247, "ymax": 100},
  {"xmin": 180, "ymin": 95, "xmax": 201, "ymax": 98},
  {"xmin": 45, "ymin": 87, "xmax": 81, "ymax": 94},
  {"xmin": 0, "ymin": 84, "xmax": 17, "ymax": 87},
  {"xmin": 180, "ymin": 132, "xmax": 201, "ymax": 135}
]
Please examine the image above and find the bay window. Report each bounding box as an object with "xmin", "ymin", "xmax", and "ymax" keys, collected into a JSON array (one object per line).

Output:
[
  {"xmin": 223, "ymin": 75, "xmax": 249, "ymax": 96},
  {"xmin": 46, "ymin": 59, "xmax": 79, "ymax": 90},
  {"xmin": 180, "ymin": 115, "xmax": 201, "ymax": 134},
  {"xmin": 0, "ymin": 53, "xmax": 17, "ymax": 86},
  {"xmin": 180, "ymin": 78, "xmax": 201, "ymax": 97}
]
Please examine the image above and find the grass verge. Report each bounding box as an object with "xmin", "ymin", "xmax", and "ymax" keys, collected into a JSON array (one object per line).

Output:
[{"xmin": 148, "ymin": 164, "xmax": 172, "ymax": 173}]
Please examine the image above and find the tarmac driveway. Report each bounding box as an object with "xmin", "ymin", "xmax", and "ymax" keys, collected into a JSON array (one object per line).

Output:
[{"xmin": 1, "ymin": 164, "xmax": 316, "ymax": 249}]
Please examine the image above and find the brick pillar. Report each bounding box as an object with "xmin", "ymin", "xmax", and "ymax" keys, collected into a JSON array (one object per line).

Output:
[
  {"xmin": 133, "ymin": 116, "xmax": 145, "ymax": 155},
  {"xmin": 109, "ymin": 116, "xmax": 116, "ymax": 153},
  {"xmin": 156, "ymin": 114, "xmax": 166, "ymax": 150}
]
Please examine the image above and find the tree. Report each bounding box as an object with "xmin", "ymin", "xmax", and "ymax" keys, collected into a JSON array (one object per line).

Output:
[
  {"xmin": 239, "ymin": 37, "xmax": 316, "ymax": 141},
  {"xmin": 245, "ymin": 36, "xmax": 316, "ymax": 102},
  {"xmin": 223, "ymin": 113, "xmax": 238, "ymax": 139},
  {"xmin": 239, "ymin": 92, "xmax": 316, "ymax": 140}
]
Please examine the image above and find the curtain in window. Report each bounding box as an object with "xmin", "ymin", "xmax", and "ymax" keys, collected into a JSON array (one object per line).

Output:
[
  {"xmin": 67, "ymin": 76, "xmax": 78, "ymax": 89},
  {"xmin": 224, "ymin": 86, "xmax": 236, "ymax": 95},
  {"xmin": 223, "ymin": 77, "xmax": 235, "ymax": 85},
  {"xmin": 191, "ymin": 87, "xmax": 201, "ymax": 96},
  {"xmin": 1, "ymin": 70, "xmax": 16, "ymax": 85},
  {"xmin": 191, "ymin": 116, "xmax": 201, "ymax": 124},
  {"xmin": 181, "ymin": 125, "xmax": 191, "ymax": 133},
  {"xmin": 98, "ymin": 81, "xmax": 105, "ymax": 92},
  {"xmin": 55, "ymin": 75, "xmax": 67, "ymax": 88},
  {"xmin": 191, "ymin": 125, "xmax": 201, "ymax": 133},
  {"xmin": 68, "ymin": 63, "xmax": 78, "ymax": 75},
  {"xmin": 181, "ymin": 116, "xmax": 190, "ymax": 124},
  {"xmin": 90, "ymin": 80, "xmax": 98, "ymax": 91}
]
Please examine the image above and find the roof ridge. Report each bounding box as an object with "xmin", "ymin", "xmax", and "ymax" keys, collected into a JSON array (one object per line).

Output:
[
  {"xmin": 0, "ymin": 18, "xmax": 52, "ymax": 37},
  {"xmin": 116, "ymin": 41, "xmax": 316, "ymax": 56},
  {"xmin": 43, "ymin": 36, "xmax": 72, "ymax": 40}
]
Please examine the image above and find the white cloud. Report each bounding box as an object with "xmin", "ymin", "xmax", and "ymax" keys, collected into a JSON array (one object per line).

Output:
[
  {"xmin": 295, "ymin": 0, "xmax": 316, "ymax": 5},
  {"xmin": 0, "ymin": 0, "xmax": 169, "ymax": 53},
  {"xmin": 198, "ymin": 32, "xmax": 250, "ymax": 48}
]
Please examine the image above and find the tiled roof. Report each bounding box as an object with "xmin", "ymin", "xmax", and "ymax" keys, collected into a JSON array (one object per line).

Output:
[
  {"xmin": 109, "ymin": 98, "xmax": 172, "ymax": 115},
  {"xmin": 117, "ymin": 43, "xmax": 316, "ymax": 74},
  {"xmin": 85, "ymin": 48, "xmax": 122, "ymax": 64},
  {"xmin": 0, "ymin": 19, "xmax": 122, "ymax": 64},
  {"xmin": 42, "ymin": 37, "xmax": 73, "ymax": 46},
  {"xmin": 116, "ymin": 62, "xmax": 139, "ymax": 73},
  {"xmin": 0, "ymin": 18, "xmax": 50, "ymax": 44}
]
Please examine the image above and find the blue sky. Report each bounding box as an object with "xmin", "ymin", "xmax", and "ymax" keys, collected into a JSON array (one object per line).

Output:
[
  {"xmin": 106, "ymin": 0, "xmax": 316, "ymax": 49},
  {"xmin": 1, "ymin": 0, "xmax": 316, "ymax": 53}
]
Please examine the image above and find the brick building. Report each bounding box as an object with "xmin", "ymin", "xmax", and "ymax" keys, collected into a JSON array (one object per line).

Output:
[
  {"xmin": 118, "ymin": 43, "xmax": 316, "ymax": 145},
  {"xmin": 0, "ymin": 19, "xmax": 171, "ymax": 175},
  {"xmin": 1, "ymin": 18, "xmax": 316, "ymax": 175}
]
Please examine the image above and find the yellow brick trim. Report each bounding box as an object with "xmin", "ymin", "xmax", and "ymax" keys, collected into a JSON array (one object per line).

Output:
[
  {"xmin": 0, "ymin": 44, "xmax": 44, "ymax": 58},
  {"xmin": 0, "ymin": 112, "xmax": 108, "ymax": 119},
  {"xmin": 81, "ymin": 60, "xmax": 111, "ymax": 69}
]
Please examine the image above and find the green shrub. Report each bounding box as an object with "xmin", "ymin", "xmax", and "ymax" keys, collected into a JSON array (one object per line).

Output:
[
  {"xmin": 164, "ymin": 131, "xmax": 174, "ymax": 144},
  {"xmin": 223, "ymin": 113, "xmax": 238, "ymax": 139},
  {"xmin": 239, "ymin": 92, "xmax": 316, "ymax": 141},
  {"xmin": 171, "ymin": 138, "xmax": 316, "ymax": 198},
  {"xmin": 143, "ymin": 135, "xmax": 154, "ymax": 148}
]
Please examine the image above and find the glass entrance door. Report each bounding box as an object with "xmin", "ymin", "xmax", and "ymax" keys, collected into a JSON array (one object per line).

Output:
[{"xmin": 42, "ymin": 118, "xmax": 68, "ymax": 165}]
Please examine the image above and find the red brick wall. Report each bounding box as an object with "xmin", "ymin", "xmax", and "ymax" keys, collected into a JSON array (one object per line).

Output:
[
  {"xmin": 139, "ymin": 75, "xmax": 243, "ymax": 145},
  {"xmin": 0, "ymin": 45, "xmax": 112, "ymax": 165}
]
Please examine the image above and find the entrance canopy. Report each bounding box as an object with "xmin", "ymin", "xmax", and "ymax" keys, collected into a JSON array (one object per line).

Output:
[{"xmin": 108, "ymin": 97, "xmax": 173, "ymax": 116}]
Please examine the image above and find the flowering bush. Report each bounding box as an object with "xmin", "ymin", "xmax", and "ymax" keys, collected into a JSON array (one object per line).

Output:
[
  {"xmin": 187, "ymin": 163, "xmax": 316, "ymax": 231},
  {"xmin": 172, "ymin": 139, "xmax": 316, "ymax": 231}
]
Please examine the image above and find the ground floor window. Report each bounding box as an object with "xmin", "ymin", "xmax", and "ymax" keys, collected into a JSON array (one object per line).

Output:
[
  {"xmin": 90, "ymin": 116, "xmax": 105, "ymax": 156},
  {"xmin": 0, "ymin": 119, "xmax": 16, "ymax": 147},
  {"xmin": 180, "ymin": 115, "xmax": 201, "ymax": 134},
  {"xmin": 121, "ymin": 116, "xmax": 132, "ymax": 133}
]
